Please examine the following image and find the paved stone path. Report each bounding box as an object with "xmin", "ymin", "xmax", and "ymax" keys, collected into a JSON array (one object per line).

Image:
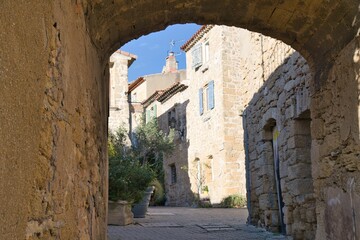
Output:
[{"xmin": 108, "ymin": 207, "xmax": 291, "ymax": 240}]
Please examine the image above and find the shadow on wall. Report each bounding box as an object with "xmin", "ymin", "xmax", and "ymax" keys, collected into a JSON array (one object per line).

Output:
[
  {"xmin": 156, "ymin": 100, "xmax": 196, "ymax": 206},
  {"xmin": 244, "ymin": 50, "xmax": 317, "ymax": 239},
  {"xmin": 320, "ymin": 35, "xmax": 360, "ymax": 240}
]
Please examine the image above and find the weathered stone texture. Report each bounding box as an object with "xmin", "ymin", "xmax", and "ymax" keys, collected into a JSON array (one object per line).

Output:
[
  {"xmin": 245, "ymin": 38, "xmax": 316, "ymax": 239},
  {"xmin": 156, "ymin": 87, "xmax": 194, "ymax": 206},
  {"xmin": 1, "ymin": 1, "xmax": 107, "ymax": 239},
  {"xmin": 1, "ymin": 0, "xmax": 360, "ymax": 239},
  {"xmin": 108, "ymin": 51, "xmax": 135, "ymax": 134},
  {"xmin": 311, "ymin": 36, "xmax": 360, "ymax": 240},
  {"xmin": 185, "ymin": 26, "xmax": 260, "ymax": 203}
]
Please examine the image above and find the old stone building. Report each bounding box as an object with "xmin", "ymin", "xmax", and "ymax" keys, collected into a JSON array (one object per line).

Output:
[
  {"xmin": 1, "ymin": 1, "xmax": 360, "ymax": 240},
  {"xmin": 141, "ymin": 81, "xmax": 194, "ymax": 206},
  {"xmin": 243, "ymin": 44, "xmax": 316, "ymax": 238},
  {"xmin": 180, "ymin": 25, "xmax": 250, "ymax": 204},
  {"xmin": 108, "ymin": 50, "xmax": 136, "ymax": 133},
  {"xmin": 138, "ymin": 25, "xmax": 259, "ymax": 206},
  {"xmin": 128, "ymin": 52, "xmax": 186, "ymax": 136},
  {"xmin": 147, "ymin": 25, "xmax": 294, "ymax": 207}
]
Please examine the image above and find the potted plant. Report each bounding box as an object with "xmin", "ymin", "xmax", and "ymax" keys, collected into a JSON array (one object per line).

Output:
[
  {"xmin": 108, "ymin": 154, "xmax": 155, "ymax": 223},
  {"xmin": 108, "ymin": 119, "xmax": 175, "ymax": 220},
  {"xmin": 130, "ymin": 118, "xmax": 175, "ymax": 217},
  {"xmin": 108, "ymin": 128, "xmax": 156, "ymax": 225}
]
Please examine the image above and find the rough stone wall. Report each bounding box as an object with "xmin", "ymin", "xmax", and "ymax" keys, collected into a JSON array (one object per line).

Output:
[
  {"xmin": 2, "ymin": 1, "xmax": 360, "ymax": 239},
  {"xmin": 185, "ymin": 26, "xmax": 227, "ymax": 204},
  {"xmin": 221, "ymin": 27, "xmax": 264, "ymax": 197},
  {"xmin": 0, "ymin": 1, "xmax": 108, "ymax": 239},
  {"xmin": 108, "ymin": 52, "xmax": 131, "ymax": 133},
  {"xmin": 184, "ymin": 26, "xmax": 295, "ymax": 204},
  {"xmin": 155, "ymin": 89, "xmax": 194, "ymax": 206},
  {"xmin": 245, "ymin": 41, "xmax": 316, "ymax": 238},
  {"xmin": 311, "ymin": 37, "xmax": 360, "ymax": 240}
]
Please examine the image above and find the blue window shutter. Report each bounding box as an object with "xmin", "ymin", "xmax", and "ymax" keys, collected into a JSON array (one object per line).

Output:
[
  {"xmin": 208, "ymin": 80, "xmax": 215, "ymax": 110},
  {"xmin": 199, "ymin": 88, "xmax": 204, "ymax": 115}
]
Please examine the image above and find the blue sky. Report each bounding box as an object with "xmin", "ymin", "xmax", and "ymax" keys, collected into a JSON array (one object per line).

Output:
[{"xmin": 121, "ymin": 24, "xmax": 201, "ymax": 82}]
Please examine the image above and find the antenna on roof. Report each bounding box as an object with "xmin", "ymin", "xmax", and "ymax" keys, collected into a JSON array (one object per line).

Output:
[{"xmin": 168, "ymin": 39, "xmax": 185, "ymax": 56}]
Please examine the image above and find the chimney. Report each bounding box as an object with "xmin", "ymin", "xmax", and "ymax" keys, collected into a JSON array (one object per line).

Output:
[{"xmin": 162, "ymin": 52, "xmax": 178, "ymax": 73}]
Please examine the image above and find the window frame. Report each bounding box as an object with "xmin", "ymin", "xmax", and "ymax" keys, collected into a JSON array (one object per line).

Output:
[
  {"xmin": 192, "ymin": 43, "xmax": 203, "ymax": 69},
  {"xmin": 199, "ymin": 80, "xmax": 215, "ymax": 115}
]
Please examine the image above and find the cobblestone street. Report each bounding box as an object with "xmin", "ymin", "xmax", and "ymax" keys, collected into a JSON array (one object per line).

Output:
[{"xmin": 108, "ymin": 207, "xmax": 291, "ymax": 240}]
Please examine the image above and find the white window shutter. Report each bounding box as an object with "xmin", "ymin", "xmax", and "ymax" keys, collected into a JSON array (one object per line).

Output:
[{"xmin": 192, "ymin": 44, "xmax": 203, "ymax": 69}]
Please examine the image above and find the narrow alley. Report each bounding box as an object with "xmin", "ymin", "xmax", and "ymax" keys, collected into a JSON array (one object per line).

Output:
[{"xmin": 108, "ymin": 207, "xmax": 290, "ymax": 240}]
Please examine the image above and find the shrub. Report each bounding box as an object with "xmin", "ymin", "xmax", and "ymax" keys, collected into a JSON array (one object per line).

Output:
[
  {"xmin": 108, "ymin": 121, "xmax": 175, "ymax": 204},
  {"xmin": 220, "ymin": 194, "xmax": 247, "ymax": 208},
  {"xmin": 149, "ymin": 178, "xmax": 166, "ymax": 206},
  {"xmin": 108, "ymin": 155, "xmax": 155, "ymax": 203}
]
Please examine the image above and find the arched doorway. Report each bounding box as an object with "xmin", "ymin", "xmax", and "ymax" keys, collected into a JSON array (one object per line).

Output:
[{"xmin": 1, "ymin": 1, "xmax": 359, "ymax": 239}]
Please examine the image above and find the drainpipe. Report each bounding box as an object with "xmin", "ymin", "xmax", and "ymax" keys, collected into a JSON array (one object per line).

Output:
[{"xmin": 241, "ymin": 109, "xmax": 252, "ymax": 224}]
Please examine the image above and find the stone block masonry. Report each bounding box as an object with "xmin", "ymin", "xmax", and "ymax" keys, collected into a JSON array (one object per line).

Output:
[
  {"xmin": 245, "ymin": 42, "xmax": 316, "ymax": 239},
  {"xmin": 1, "ymin": 1, "xmax": 360, "ymax": 239}
]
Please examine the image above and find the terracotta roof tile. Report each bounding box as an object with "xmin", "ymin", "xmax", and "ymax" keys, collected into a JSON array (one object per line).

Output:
[
  {"xmin": 128, "ymin": 77, "xmax": 145, "ymax": 93},
  {"xmin": 157, "ymin": 82, "xmax": 188, "ymax": 103},
  {"xmin": 141, "ymin": 90, "xmax": 164, "ymax": 108},
  {"xmin": 180, "ymin": 25, "xmax": 214, "ymax": 52}
]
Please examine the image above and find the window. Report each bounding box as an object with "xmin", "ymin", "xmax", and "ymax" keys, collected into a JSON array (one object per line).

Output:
[
  {"xmin": 192, "ymin": 43, "xmax": 203, "ymax": 69},
  {"xmin": 146, "ymin": 104, "xmax": 157, "ymax": 123},
  {"xmin": 168, "ymin": 108, "xmax": 176, "ymax": 128},
  {"xmin": 132, "ymin": 92, "xmax": 137, "ymax": 102},
  {"xmin": 199, "ymin": 80, "xmax": 215, "ymax": 115},
  {"xmin": 170, "ymin": 164, "xmax": 177, "ymax": 184},
  {"xmin": 207, "ymin": 80, "xmax": 215, "ymax": 110}
]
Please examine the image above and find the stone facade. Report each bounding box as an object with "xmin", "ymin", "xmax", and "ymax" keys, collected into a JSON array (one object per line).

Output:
[
  {"xmin": 164, "ymin": 25, "xmax": 318, "ymax": 238},
  {"xmin": 144, "ymin": 82, "xmax": 194, "ymax": 206},
  {"xmin": 244, "ymin": 31, "xmax": 360, "ymax": 240},
  {"xmin": 244, "ymin": 48, "xmax": 316, "ymax": 238},
  {"xmin": 108, "ymin": 50, "xmax": 136, "ymax": 133},
  {"xmin": 128, "ymin": 54, "xmax": 186, "ymax": 136},
  {"xmin": 310, "ymin": 37, "xmax": 360, "ymax": 240},
  {"xmin": 182, "ymin": 25, "xmax": 279, "ymax": 204},
  {"xmin": 1, "ymin": 1, "xmax": 360, "ymax": 239},
  {"xmin": 148, "ymin": 26, "xmax": 291, "ymax": 206}
]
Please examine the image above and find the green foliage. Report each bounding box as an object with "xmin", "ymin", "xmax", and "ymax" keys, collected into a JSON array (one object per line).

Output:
[
  {"xmin": 149, "ymin": 178, "xmax": 166, "ymax": 206},
  {"xmin": 108, "ymin": 127, "xmax": 155, "ymax": 203},
  {"xmin": 200, "ymin": 201, "xmax": 213, "ymax": 208},
  {"xmin": 132, "ymin": 118, "xmax": 175, "ymax": 166},
  {"xmin": 192, "ymin": 194, "xmax": 212, "ymax": 208},
  {"xmin": 132, "ymin": 118, "xmax": 175, "ymax": 197},
  {"xmin": 220, "ymin": 194, "xmax": 247, "ymax": 208},
  {"xmin": 108, "ymin": 126, "xmax": 128, "ymax": 157},
  {"xmin": 108, "ymin": 155, "xmax": 155, "ymax": 203},
  {"xmin": 108, "ymin": 121, "xmax": 175, "ymax": 204}
]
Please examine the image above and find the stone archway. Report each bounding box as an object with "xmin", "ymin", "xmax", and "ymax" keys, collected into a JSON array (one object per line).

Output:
[{"xmin": 1, "ymin": 1, "xmax": 359, "ymax": 239}]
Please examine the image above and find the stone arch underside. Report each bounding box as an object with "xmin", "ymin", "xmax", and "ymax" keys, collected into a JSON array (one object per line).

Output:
[
  {"xmin": 1, "ymin": 1, "xmax": 360, "ymax": 240},
  {"xmin": 87, "ymin": 0, "xmax": 360, "ymax": 82}
]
